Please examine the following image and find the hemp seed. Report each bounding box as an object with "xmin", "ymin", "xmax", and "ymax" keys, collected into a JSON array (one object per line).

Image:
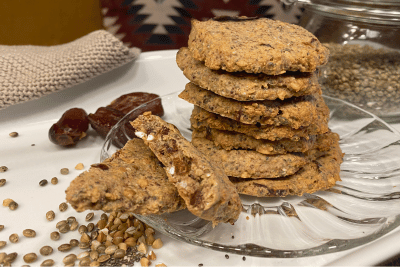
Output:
[
  {"xmin": 4, "ymin": 252, "xmax": 17, "ymax": 263},
  {"xmin": 0, "ymin": 166, "xmax": 8, "ymax": 172},
  {"xmin": 9, "ymin": 233, "xmax": 19, "ymax": 243},
  {"xmin": 59, "ymin": 224, "xmax": 70, "ymax": 234},
  {"xmin": 50, "ymin": 231, "xmax": 60, "ymax": 241},
  {"xmin": 79, "ymin": 257, "xmax": 91, "ymax": 266},
  {"xmin": 46, "ymin": 210, "xmax": 55, "ymax": 221},
  {"xmin": 58, "ymin": 243, "xmax": 72, "ymax": 252},
  {"xmin": 85, "ymin": 212, "xmax": 94, "ymax": 221},
  {"xmin": 50, "ymin": 177, "xmax": 58, "ymax": 185},
  {"xmin": 22, "ymin": 229, "xmax": 36, "ymax": 238},
  {"xmin": 56, "ymin": 220, "xmax": 67, "ymax": 229},
  {"xmin": 60, "ymin": 168, "xmax": 69, "ymax": 175},
  {"xmin": 63, "ymin": 254, "xmax": 77, "ymax": 265},
  {"xmin": 40, "ymin": 259, "xmax": 55, "ymax": 266},
  {"xmin": 87, "ymin": 223, "xmax": 94, "ymax": 232},
  {"xmin": 39, "ymin": 179, "xmax": 48, "ymax": 186},
  {"xmin": 39, "ymin": 246, "xmax": 53, "ymax": 256},
  {"xmin": 70, "ymin": 220, "xmax": 79, "ymax": 231},
  {"xmin": 59, "ymin": 202, "xmax": 68, "ymax": 212},
  {"xmin": 78, "ymin": 225, "xmax": 88, "ymax": 234},
  {"xmin": 23, "ymin": 253, "xmax": 37, "ymax": 263},
  {"xmin": 0, "ymin": 179, "xmax": 6, "ymax": 187},
  {"xmin": 0, "ymin": 225, "xmax": 3, "ymax": 231},
  {"xmin": 9, "ymin": 201, "xmax": 18, "ymax": 210},
  {"xmin": 0, "ymin": 241, "xmax": 6, "ymax": 249},
  {"xmin": 97, "ymin": 254, "xmax": 110, "ymax": 263},
  {"xmin": 70, "ymin": 239, "xmax": 79, "ymax": 247},
  {"xmin": 9, "ymin": 132, "xmax": 18, "ymax": 137}
]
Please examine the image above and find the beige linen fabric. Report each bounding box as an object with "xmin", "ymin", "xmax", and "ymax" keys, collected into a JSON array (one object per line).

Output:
[{"xmin": 0, "ymin": 30, "xmax": 140, "ymax": 110}]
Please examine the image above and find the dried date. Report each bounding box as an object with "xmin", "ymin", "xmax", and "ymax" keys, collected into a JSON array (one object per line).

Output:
[
  {"xmin": 88, "ymin": 107, "xmax": 125, "ymax": 138},
  {"xmin": 49, "ymin": 108, "xmax": 89, "ymax": 146}
]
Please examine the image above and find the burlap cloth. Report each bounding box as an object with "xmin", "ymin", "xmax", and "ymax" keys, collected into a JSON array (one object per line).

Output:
[{"xmin": 0, "ymin": 30, "xmax": 141, "ymax": 110}]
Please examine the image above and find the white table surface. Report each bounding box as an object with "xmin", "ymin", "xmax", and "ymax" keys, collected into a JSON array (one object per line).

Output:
[{"xmin": 1, "ymin": 50, "xmax": 399, "ymax": 267}]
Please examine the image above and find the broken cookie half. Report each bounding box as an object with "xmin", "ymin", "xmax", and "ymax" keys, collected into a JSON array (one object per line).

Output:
[
  {"xmin": 66, "ymin": 138, "xmax": 186, "ymax": 215},
  {"xmin": 130, "ymin": 112, "xmax": 242, "ymax": 226}
]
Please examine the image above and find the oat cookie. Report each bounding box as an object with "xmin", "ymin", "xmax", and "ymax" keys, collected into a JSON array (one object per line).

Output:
[
  {"xmin": 176, "ymin": 47, "xmax": 321, "ymax": 101},
  {"xmin": 66, "ymin": 138, "xmax": 185, "ymax": 214},
  {"xmin": 130, "ymin": 112, "xmax": 242, "ymax": 225},
  {"xmin": 188, "ymin": 17, "xmax": 329, "ymax": 75},
  {"xmin": 190, "ymin": 106, "xmax": 329, "ymax": 141},
  {"xmin": 229, "ymin": 138, "xmax": 343, "ymax": 197},
  {"xmin": 180, "ymin": 82, "xmax": 322, "ymax": 129},
  {"xmin": 191, "ymin": 136, "xmax": 308, "ymax": 179},
  {"xmin": 193, "ymin": 128, "xmax": 338, "ymax": 155}
]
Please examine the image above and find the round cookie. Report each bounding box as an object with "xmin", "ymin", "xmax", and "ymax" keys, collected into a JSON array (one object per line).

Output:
[{"xmin": 188, "ymin": 17, "xmax": 329, "ymax": 75}]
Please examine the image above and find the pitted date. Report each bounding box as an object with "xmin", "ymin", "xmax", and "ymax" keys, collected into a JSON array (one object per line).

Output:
[
  {"xmin": 89, "ymin": 92, "xmax": 164, "ymax": 146},
  {"xmin": 49, "ymin": 108, "xmax": 89, "ymax": 146}
]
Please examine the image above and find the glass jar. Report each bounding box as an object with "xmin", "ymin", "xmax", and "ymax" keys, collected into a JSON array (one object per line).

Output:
[{"xmin": 284, "ymin": 0, "xmax": 400, "ymax": 121}]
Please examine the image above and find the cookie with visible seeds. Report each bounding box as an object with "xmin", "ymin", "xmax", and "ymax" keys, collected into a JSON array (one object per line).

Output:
[
  {"xmin": 66, "ymin": 138, "xmax": 185, "ymax": 214},
  {"xmin": 176, "ymin": 47, "xmax": 321, "ymax": 101},
  {"xmin": 193, "ymin": 128, "xmax": 338, "ymax": 155},
  {"xmin": 188, "ymin": 17, "xmax": 329, "ymax": 75},
  {"xmin": 130, "ymin": 112, "xmax": 242, "ymax": 226},
  {"xmin": 190, "ymin": 106, "xmax": 329, "ymax": 141},
  {"xmin": 191, "ymin": 136, "xmax": 308, "ymax": 179},
  {"xmin": 229, "ymin": 138, "xmax": 343, "ymax": 197},
  {"xmin": 180, "ymin": 82, "xmax": 322, "ymax": 129}
]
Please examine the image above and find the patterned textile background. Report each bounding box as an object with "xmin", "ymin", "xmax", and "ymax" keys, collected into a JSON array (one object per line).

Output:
[{"xmin": 100, "ymin": 0, "xmax": 304, "ymax": 51}]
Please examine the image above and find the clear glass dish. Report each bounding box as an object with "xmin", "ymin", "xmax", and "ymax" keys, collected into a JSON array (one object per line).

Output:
[{"xmin": 101, "ymin": 91, "xmax": 400, "ymax": 258}]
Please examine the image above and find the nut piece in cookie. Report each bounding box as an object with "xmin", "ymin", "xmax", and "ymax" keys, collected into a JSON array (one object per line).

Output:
[
  {"xmin": 130, "ymin": 112, "xmax": 242, "ymax": 226},
  {"xmin": 66, "ymin": 138, "xmax": 185, "ymax": 214},
  {"xmin": 188, "ymin": 17, "xmax": 329, "ymax": 75}
]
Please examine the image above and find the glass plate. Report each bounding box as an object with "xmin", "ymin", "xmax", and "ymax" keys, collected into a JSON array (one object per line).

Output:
[{"xmin": 101, "ymin": 91, "xmax": 400, "ymax": 258}]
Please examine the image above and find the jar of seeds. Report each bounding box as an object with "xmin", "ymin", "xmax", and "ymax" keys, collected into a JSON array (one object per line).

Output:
[{"xmin": 284, "ymin": 0, "xmax": 400, "ymax": 121}]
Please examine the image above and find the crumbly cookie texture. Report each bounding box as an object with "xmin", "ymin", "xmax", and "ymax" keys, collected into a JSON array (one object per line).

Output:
[
  {"xmin": 191, "ymin": 136, "xmax": 308, "ymax": 179},
  {"xmin": 229, "ymin": 137, "xmax": 343, "ymax": 197},
  {"xmin": 180, "ymin": 82, "xmax": 322, "ymax": 129},
  {"xmin": 176, "ymin": 47, "xmax": 321, "ymax": 101},
  {"xmin": 193, "ymin": 128, "xmax": 338, "ymax": 155},
  {"xmin": 130, "ymin": 112, "xmax": 242, "ymax": 226},
  {"xmin": 66, "ymin": 138, "xmax": 186, "ymax": 214},
  {"xmin": 188, "ymin": 17, "xmax": 329, "ymax": 75},
  {"xmin": 190, "ymin": 106, "xmax": 329, "ymax": 141}
]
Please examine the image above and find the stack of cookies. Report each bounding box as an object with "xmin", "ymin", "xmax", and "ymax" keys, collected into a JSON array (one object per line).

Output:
[{"xmin": 177, "ymin": 17, "xmax": 344, "ymax": 197}]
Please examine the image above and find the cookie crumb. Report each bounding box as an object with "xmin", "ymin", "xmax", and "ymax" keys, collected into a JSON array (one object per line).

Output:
[
  {"xmin": 75, "ymin": 163, "xmax": 84, "ymax": 170},
  {"xmin": 246, "ymin": 216, "xmax": 250, "ymax": 220}
]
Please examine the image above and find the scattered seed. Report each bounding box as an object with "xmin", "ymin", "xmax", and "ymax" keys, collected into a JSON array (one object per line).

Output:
[
  {"xmin": 63, "ymin": 254, "xmax": 77, "ymax": 264},
  {"xmin": 9, "ymin": 132, "xmax": 18, "ymax": 137},
  {"xmin": 231, "ymin": 235, "xmax": 234, "ymax": 239},
  {"xmin": 56, "ymin": 220, "xmax": 67, "ymax": 229},
  {"xmin": 155, "ymin": 264, "xmax": 167, "ymax": 267},
  {"xmin": 58, "ymin": 243, "xmax": 72, "ymax": 252},
  {"xmin": 225, "ymin": 254, "xmax": 229, "ymax": 259},
  {"xmin": 100, "ymin": 213, "xmax": 108, "ymax": 221},
  {"xmin": 4, "ymin": 252, "xmax": 17, "ymax": 263},
  {"xmin": 0, "ymin": 241, "xmax": 6, "ymax": 249},
  {"xmin": 198, "ymin": 264, "xmax": 203, "ymax": 267},
  {"xmin": 39, "ymin": 179, "xmax": 48, "ymax": 186},
  {"xmin": 0, "ymin": 166, "xmax": 8, "ymax": 173},
  {"xmin": 96, "ymin": 244, "xmax": 106, "ymax": 254},
  {"xmin": 80, "ymin": 233, "xmax": 91, "ymax": 243},
  {"xmin": 79, "ymin": 257, "xmax": 91, "ymax": 266},
  {"xmin": 60, "ymin": 168, "xmax": 69, "ymax": 175},
  {"xmin": 40, "ymin": 259, "xmax": 55, "ymax": 266},
  {"xmin": 59, "ymin": 224, "xmax": 70, "ymax": 234},
  {"xmin": 23, "ymin": 253, "xmax": 37, "ymax": 263},
  {"xmin": 78, "ymin": 225, "xmax": 88, "ymax": 234},
  {"xmin": 147, "ymin": 251, "xmax": 156, "ymax": 261},
  {"xmin": 90, "ymin": 261, "xmax": 100, "ymax": 267},
  {"xmin": 9, "ymin": 233, "xmax": 19, "ymax": 243},
  {"xmin": 22, "ymin": 229, "xmax": 36, "ymax": 238},
  {"xmin": 79, "ymin": 242, "xmax": 90, "ymax": 249},
  {"xmin": 31, "ymin": 144, "xmax": 35, "ymax": 146},
  {"xmin": 50, "ymin": 231, "xmax": 60, "ymax": 241},
  {"xmin": 85, "ymin": 212, "xmax": 94, "ymax": 221},
  {"xmin": 98, "ymin": 254, "xmax": 110, "ymax": 263},
  {"xmin": 70, "ymin": 220, "xmax": 79, "ymax": 231},
  {"xmin": 0, "ymin": 252, "xmax": 6, "ymax": 263},
  {"xmin": 152, "ymin": 238, "xmax": 163, "ymax": 249},
  {"xmin": 9, "ymin": 201, "xmax": 18, "ymax": 210},
  {"xmin": 46, "ymin": 210, "xmax": 55, "ymax": 221},
  {"xmin": 77, "ymin": 251, "xmax": 90, "ymax": 260},
  {"xmin": 118, "ymin": 242, "xmax": 127, "ymax": 251},
  {"xmin": 0, "ymin": 179, "xmax": 6, "ymax": 187},
  {"xmin": 242, "ymin": 256, "xmax": 246, "ymax": 261},
  {"xmin": 39, "ymin": 246, "xmax": 53, "ymax": 256},
  {"xmin": 3, "ymin": 198, "xmax": 13, "ymax": 207},
  {"xmin": 140, "ymin": 257, "xmax": 150, "ymax": 267},
  {"xmin": 87, "ymin": 223, "xmax": 94, "ymax": 232},
  {"xmin": 67, "ymin": 240, "xmax": 77, "ymax": 248},
  {"xmin": 75, "ymin": 163, "xmax": 84, "ymax": 170},
  {"xmin": 246, "ymin": 216, "xmax": 250, "ymax": 220},
  {"xmin": 59, "ymin": 202, "xmax": 68, "ymax": 212},
  {"xmin": 0, "ymin": 225, "xmax": 3, "ymax": 231},
  {"xmin": 67, "ymin": 216, "xmax": 76, "ymax": 224},
  {"xmin": 105, "ymin": 245, "xmax": 118, "ymax": 255},
  {"xmin": 50, "ymin": 177, "xmax": 58, "ymax": 185}
]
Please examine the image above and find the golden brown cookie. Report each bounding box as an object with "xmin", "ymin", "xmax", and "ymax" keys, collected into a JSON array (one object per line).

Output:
[
  {"xmin": 66, "ymin": 138, "xmax": 186, "ymax": 214},
  {"xmin": 190, "ymin": 106, "xmax": 329, "ymax": 141},
  {"xmin": 193, "ymin": 128, "xmax": 338, "ymax": 155},
  {"xmin": 191, "ymin": 136, "xmax": 308, "ymax": 179},
  {"xmin": 188, "ymin": 17, "xmax": 329, "ymax": 75},
  {"xmin": 176, "ymin": 47, "xmax": 322, "ymax": 101},
  {"xmin": 180, "ymin": 82, "xmax": 323, "ymax": 129},
  {"xmin": 130, "ymin": 112, "xmax": 242, "ymax": 226},
  {"xmin": 229, "ymin": 138, "xmax": 343, "ymax": 197}
]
